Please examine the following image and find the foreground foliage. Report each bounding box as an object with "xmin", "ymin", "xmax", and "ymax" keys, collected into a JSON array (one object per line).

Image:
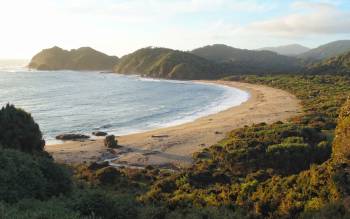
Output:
[{"xmin": 307, "ymin": 51, "xmax": 350, "ymax": 75}]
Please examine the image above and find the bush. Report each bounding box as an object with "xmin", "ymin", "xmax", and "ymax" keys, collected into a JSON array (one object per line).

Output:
[
  {"xmin": 70, "ymin": 189, "xmax": 138, "ymax": 219},
  {"xmin": 0, "ymin": 199, "xmax": 80, "ymax": 219},
  {"xmin": 299, "ymin": 202, "xmax": 350, "ymax": 219},
  {"xmin": 163, "ymin": 207, "xmax": 249, "ymax": 219},
  {"xmin": 36, "ymin": 156, "xmax": 72, "ymax": 196},
  {"xmin": 95, "ymin": 166, "xmax": 121, "ymax": 185},
  {"xmin": 0, "ymin": 104, "xmax": 44, "ymax": 153},
  {"xmin": 0, "ymin": 149, "xmax": 72, "ymax": 203}
]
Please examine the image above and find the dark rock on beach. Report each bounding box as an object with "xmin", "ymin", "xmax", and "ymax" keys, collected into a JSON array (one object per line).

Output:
[
  {"xmin": 55, "ymin": 133, "xmax": 90, "ymax": 141},
  {"xmin": 104, "ymin": 135, "xmax": 119, "ymax": 148},
  {"xmin": 92, "ymin": 131, "xmax": 108, "ymax": 136}
]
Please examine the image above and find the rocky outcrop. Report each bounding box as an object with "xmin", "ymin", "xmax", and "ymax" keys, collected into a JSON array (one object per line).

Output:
[
  {"xmin": 92, "ymin": 131, "xmax": 108, "ymax": 136},
  {"xmin": 55, "ymin": 133, "xmax": 90, "ymax": 141}
]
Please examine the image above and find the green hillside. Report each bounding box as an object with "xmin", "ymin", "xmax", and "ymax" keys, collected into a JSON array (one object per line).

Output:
[
  {"xmin": 28, "ymin": 46, "xmax": 119, "ymax": 71},
  {"xmin": 191, "ymin": 44, "xmax": 302, "ymax": 73},
  {"xmin": 298, "ymin": 40, "xmax": 350, "ymax": 62},
  {"xmin": 114, "ymin": 45, "xmax": 305, "ymax": 80},
  {"xmin": 308, "ymin": 51, "xmax": 350, "ymax": 74},
  {"xmin": 113, "ymin": 47, "xmax": 220, "ymax": 80}
]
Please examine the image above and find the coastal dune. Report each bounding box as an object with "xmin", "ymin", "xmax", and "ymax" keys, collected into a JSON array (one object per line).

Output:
[{"xmin": 46, "ymin": 81, "xmax": 301, "ymax": 168}]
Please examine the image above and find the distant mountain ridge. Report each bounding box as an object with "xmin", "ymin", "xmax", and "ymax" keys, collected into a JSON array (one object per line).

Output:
[
  {"xmin": 28, "ymin": 39, "xmax": 350, "ymax": 78},
  {"xmin": 191, "ymin": 44, "xmax": 302, "ymax": 73},
  {"xmin": 298, "ymin": 40, "xmax": 350, "ymax": 62},
  {"xmin": 28, "ymin": 46, "xmax": 119, "ymax": 71},
  {"xmin": 259, "ymin": 44, "xmax": 310, "ymax": 56}
]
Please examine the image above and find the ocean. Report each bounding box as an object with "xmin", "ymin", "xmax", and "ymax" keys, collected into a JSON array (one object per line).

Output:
[{"xmin": 0, "ymin": 62, "xmax": 249, "ymax": 144}]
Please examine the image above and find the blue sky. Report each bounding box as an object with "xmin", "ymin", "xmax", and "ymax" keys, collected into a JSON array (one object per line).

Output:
[{"xmin": 0, "ymin": 0, "xmax": 349, "ymax": 58}]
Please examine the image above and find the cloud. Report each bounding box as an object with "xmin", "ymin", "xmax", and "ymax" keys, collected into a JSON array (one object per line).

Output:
[
  {"xmin": 60, "ymin": 0, "xmax": 273, "ymax": 23},
  {"xmin": 248, "ymin": 1, "xmax": 350, "ymax": 37}
]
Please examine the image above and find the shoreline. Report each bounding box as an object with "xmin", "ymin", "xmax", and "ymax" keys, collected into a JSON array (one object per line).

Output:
[
  {"xmin": 46, "ymin": 80, "xmax": 301, "ymax": 168},
  {"xmin": 45, "ymin": 79, "xmax": 250, "ymax": 146}
]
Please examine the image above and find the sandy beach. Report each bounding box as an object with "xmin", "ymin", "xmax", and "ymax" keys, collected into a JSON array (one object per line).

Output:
[{"xmin": 46, "ymin": 80, "xmax": 301, "ymax": 168}]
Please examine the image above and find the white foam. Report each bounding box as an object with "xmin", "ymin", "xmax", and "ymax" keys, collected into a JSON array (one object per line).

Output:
[
  {"xmin": 150, "ymin": 82, "xmax": 250, "ymax": 128},
  {"xmin": 98, "ymin": 81, "xmax": 250, "ymax": 138}
]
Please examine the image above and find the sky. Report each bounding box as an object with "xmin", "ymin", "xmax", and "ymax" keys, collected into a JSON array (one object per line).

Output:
[{"xmin": 0, "ymin": 0, "xmax": 349, "ymax": 59}]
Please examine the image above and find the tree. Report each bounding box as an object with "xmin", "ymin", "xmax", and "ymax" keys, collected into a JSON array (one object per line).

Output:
[
  {"xmin": 0, "ymin": 149, "xmax": 71, "ymax": 203},
  {"xmin": 0, "ymin": 104, "xmax": 45, "ymax": 153}
]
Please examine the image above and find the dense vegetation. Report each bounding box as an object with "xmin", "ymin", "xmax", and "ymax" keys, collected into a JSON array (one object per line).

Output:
[
  {"xmin": 28, "ymin": 46, "xmax": 119, "ymax": 71},
  {"xmin": 191, "ymin": 44, "xmax": 302, "ymax": 73},
  {"xmin": 0, "ymin": 105, "xmax": 73, "ymax": 215},
  {"xmin": 113, "ymin": 47, "xmax": 220, "ymax": 80},
  {"xmin": 307, "ymin": 51, "xmax": 350, "ymax": 75}
]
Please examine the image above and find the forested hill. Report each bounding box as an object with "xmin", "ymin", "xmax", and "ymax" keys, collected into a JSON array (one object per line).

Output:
[
  {"xmin": 191, "ymin": 44, "xmax": 303, "ymax": 73},
  {"xmin": 298, "ymin": 40, "xmax": 350, "ymax": 63},
  {"xmin": 307, "ymin": 51, "xmax": 350, "ymax": 74},
  {"xmin": 113, "ymin": 47, "xmax": 221, "ymax": 80},
  {"xmin": 28, "ymin": 46, "xmax": 119, "ymax": 71},
  {"xmin": 113, "ymin": 45, "xmax": 305, "ymax": 80}
]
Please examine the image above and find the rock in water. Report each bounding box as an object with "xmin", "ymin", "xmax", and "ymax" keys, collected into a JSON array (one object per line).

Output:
[
  {"xmin": 56, "ymin": 133, "xmax": 90, "ymax": 140},
  {"xmin": 92, "ymin": 131, "xmax": 108, "ymax": 136},
  {"xmin": 104, "ymin": 135, "xmax": 118, "ymax": 148}
]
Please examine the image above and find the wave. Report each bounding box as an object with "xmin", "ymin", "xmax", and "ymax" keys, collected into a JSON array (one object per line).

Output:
[
  {"xmin": 90, "ymin": 82, "xmax": 250, "ymax": 138},
  {"xmin": 155, "ymin": 83, "xmax": 250, "ymax": 128},
  {"xmin": 0, "ymin": 69, "xmax": 249, "ymax": 145}
]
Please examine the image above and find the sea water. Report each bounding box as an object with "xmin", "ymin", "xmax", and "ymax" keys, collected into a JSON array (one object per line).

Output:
[{"xmin": 0, "ymin": 64, "xmax": 249, "ymax": 144}]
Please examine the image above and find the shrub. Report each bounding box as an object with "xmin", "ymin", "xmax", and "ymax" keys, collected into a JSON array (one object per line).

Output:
[
  {"xmin": 95, "ymin": 166, "xmax": 121, "ymax": 185},
  {"xmin": 70, "ymin": 189, "xmax": 138, "ymax": 219},
  {"xmin": 299, "ymin": 202, "xmax": 350, "ymax": 219},
  {"xmin": 0, "ymin": 149, "xmax": 47, "ymax": 203},
  {"xmin": 36, "ymin": 156, "xmax": 73, "ymax": 196},
  {"xmin": 0, "ymin": 199, "xmax": 80, "ymax": 219},
  {"xmin": 0, "ymin": 149, "xmax": 72, "ymax": 203},
  {"xmin": 0, "ymin": 104, "xmax": 44, "ymax": 153},
  {"xmin": 163, "ymin": 207, "xmax": 250, "ymax": 219}
]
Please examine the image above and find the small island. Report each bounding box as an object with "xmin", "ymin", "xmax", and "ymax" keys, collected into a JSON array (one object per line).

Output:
[{"xmin": 28, "ymin": 46, "xmax": 119, "ymax": 71}]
